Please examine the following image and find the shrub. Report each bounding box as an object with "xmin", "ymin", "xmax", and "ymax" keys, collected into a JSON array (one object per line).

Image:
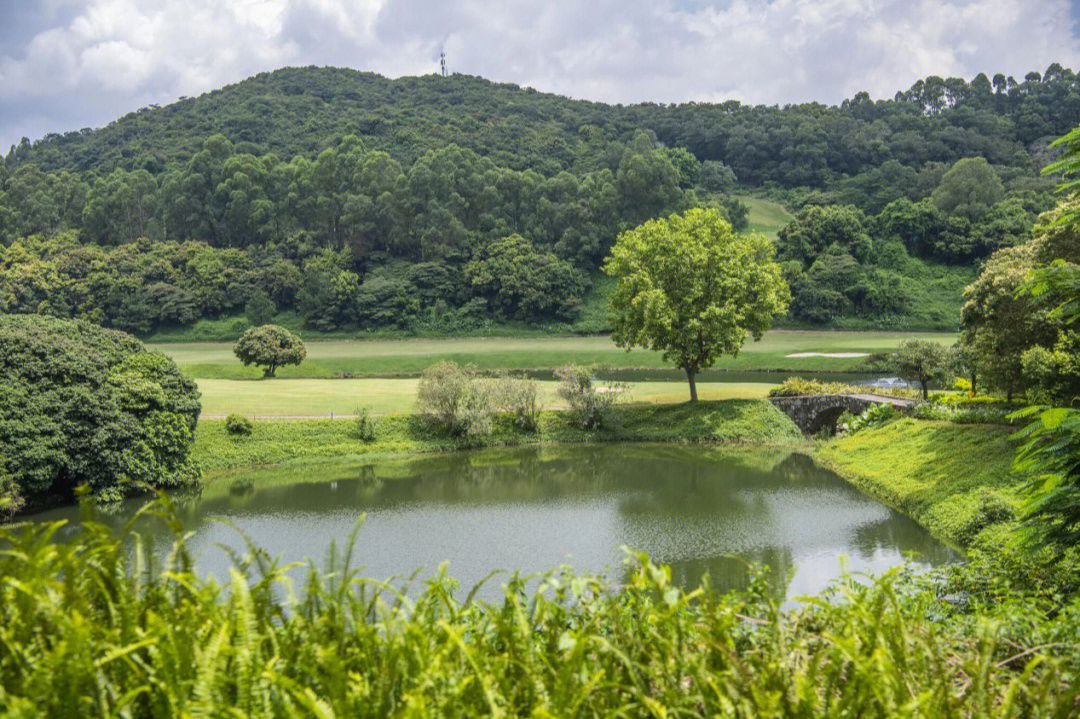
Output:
[
  {"xmin": 769, "ymin": 376, "xmax": 917, "ymax": 399},
  {"xmin": 839, "ymin": 403, "xmax": 898, "ymax": 435},
  {"xmin": 0, "ymin": 314, "xmax": 201, "ymax": 505},
  {"xmin": 492, "ymin": 373, "xmax": 540, "ymax": 432},
  {"xmin": 234, "ymin": 324, "xmax": 306, "ymax": 377},
  {"xmin": 225, "ymin": 413, "xmax": 253, "ymax": 436},
  {"xmin": 416, "ymin": 361, "xmax": 496, "ymax": 437},
  {"xmin": 352, "ymin": 407, "xmax": 377, "ymax": 442},
  {"xmin": 555, "ymin": 365, "xmax": 625, "ymax": 429}
]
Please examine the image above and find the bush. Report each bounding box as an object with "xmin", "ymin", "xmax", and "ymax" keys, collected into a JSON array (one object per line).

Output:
[
  {"xmin": 555, "ymin": 365, "xmax": 625, "ymax": 429},
  {"xmin": 839, "ymin": 403, "xmax": 898, "ymax": 435},
  {"xmin": 352, "ymin": 407, "xmax": 377, "ymax": 442},
  {"xmin": 769, "ymin": 376, "xmax": 917, "ymax": 399},
  {"xmin": 910, "ymin": 402, "xmax": 1017, "ymax": 425},
  {"xmin": 0, "ymin": 314, "xmax": 201, "ymax": 505},
  {"xmin": 416, "ymin": 361, "xmax": 496, "ymax": 438},
  {"xmin": 492, "ymin": 373, "xmax": 540, "ymax": 432},
  {"xmin": 225, "ymin": 413, "xmax": 253, "ymax": 436}
]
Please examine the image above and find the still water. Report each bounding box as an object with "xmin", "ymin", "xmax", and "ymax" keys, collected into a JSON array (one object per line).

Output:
[{"xmin": 33, "ymin": 444, "xmax": 957, "ymax": 601}]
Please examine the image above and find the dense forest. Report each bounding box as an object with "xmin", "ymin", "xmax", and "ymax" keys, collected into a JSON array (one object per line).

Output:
[{"xmin": 1, "ymin": 64, "xmax": 1077, "ymax": 335}]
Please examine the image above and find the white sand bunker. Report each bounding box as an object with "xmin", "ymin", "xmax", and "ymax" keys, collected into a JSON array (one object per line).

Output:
[{"xmin": 785, "ymin": 352, "xmax": 869, "ymax": 358}]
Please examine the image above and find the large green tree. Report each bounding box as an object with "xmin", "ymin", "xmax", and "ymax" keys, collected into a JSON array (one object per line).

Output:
[
  {"xmin": 604, "ymin": 208, "xmax": 789, "ymax": 401},
  {"xmin": 0, "ymin": 314, "xmax": 201, "ymax": 507},
  {"xmin": 931, "ymin": 157, "xmax": 1004, "ymax": 221}
]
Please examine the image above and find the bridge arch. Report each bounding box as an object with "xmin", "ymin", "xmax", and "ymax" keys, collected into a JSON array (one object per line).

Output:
[{"xmin": 768, "ymin": 393, "xmax": 915, "ymax": 435}]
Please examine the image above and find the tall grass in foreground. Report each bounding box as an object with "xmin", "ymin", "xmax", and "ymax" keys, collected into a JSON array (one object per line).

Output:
[{"xmin": 1, "ymin": 498, "xmax": 1078, "ymax": 717}]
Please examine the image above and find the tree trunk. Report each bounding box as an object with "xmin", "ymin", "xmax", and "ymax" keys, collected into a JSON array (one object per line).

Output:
[
  {"xmin": 921, "ymin": 381, "xmax": 929, "ymax": 400},
  {"xmin": 687, "ymin": 368, "xmax": 698, "ymax": 403},
  {"xmin": 970, "ymin": 371, "xmax": 977, "ymax": 397}
]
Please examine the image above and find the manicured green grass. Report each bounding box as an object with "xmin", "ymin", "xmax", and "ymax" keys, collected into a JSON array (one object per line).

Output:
[
  {"xmin": 816, "ymin": 418, "xmax": 1022, "ymax": 550},
  {"xmin": 738, "ymin": 195, "xmax": 794, "ymax": 238},
  {"xmin": 193, "ymin": 399, "xmax": 804, "ymax": 473},
  {"xmin": 194, "ymin": 378, "xmax": 774, "ymax": 417},
  {"xmin": 156, "ymin": 329, "xmax": 956, "ymax": 379}
]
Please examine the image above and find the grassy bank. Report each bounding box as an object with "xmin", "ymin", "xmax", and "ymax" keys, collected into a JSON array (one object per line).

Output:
[
  {"xmin": 193, "ymin": 399, "xmax": 804, "ymax": 473},
  {"xmin": 815, "ymin": 418, "xmax": 1022, "ymax": 550},
  {"xmin": 154, "ymin": 330, "xmax": 956, "ymax": 379}
]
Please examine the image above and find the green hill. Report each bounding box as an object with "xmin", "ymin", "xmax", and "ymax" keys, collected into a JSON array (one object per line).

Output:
[{"xmin": 0, "ymin": 64, "xmax": 1076, "ymax": 336}]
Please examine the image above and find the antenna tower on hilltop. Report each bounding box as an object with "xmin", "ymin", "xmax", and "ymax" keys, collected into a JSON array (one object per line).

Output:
[{"xmin": 440, "ymin": 51, "xmax": 447, "ymax": 77}]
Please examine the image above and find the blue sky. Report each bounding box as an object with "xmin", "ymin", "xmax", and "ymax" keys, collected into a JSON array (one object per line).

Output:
[{"xmin": 1, "ymin": 0, "xmax": 1078, "ymax": 154}]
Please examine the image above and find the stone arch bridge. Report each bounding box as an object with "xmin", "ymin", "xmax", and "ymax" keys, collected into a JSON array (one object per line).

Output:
[{"xmin": 768, "ymin": 393, "xmax": 916, "ymax": 435}]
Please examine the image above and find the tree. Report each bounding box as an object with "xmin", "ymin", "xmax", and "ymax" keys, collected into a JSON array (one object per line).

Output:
[
  {"xmin": 892, "ymin": 339, "xmax": 949, "ymax": 399},
  {"xmin": 244, "ymin": 290, "xmax": 276, "ymax": 327},
  {"xmin": 604, "ymin": 207, "xmax": 790, "ymax": 401},
  {"xmin": 465, "ymin": 234, "xmax": 587, "ymax": 321},
  {"xmin": 233, "ymin": 324, "xmax": 306, "ymax": 377},
  {"xmin": 0, "ymin": 314, "xmax": 201, "ymax": 505},
  {"xmin": 931, "ymin": 157, "xmax": 1004, "ymax": 221}
]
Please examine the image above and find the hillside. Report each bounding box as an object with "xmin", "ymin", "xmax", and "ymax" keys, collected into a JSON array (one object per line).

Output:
[
  {"xmin": 0, "ymin": 64, "xmax": 1077, "ymax": 336},
  {"xmin": 6, "ymin": 65, "xmax": 1078, "ymax": 191}
]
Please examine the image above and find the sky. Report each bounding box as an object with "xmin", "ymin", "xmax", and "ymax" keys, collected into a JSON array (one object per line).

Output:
[{"xmin": 1, "ymin": 0, "xmax": 1079, "ymax": 153}]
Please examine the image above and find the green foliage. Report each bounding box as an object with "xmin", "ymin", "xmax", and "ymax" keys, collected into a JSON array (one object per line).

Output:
[
  {"xmin": 464, "ymin": 234, "xmax": 587, "ymax": 321},
  {"xmin": 224, "ymin": 413, "xmax": 253, "ymax": 436},
  {"xmin": 962, "ymin": 197, "xmax": 1080, "ymax": 400},
  {"xmin": 839, "ymin": 404, "xmax": 898, "ymax": 435},
  {"xmin": 1012, "ymin": 406, "xmax": 1080, "ymax": 552},
  {"xmin": 491, "ymin": 373, "xmax": 540, "ymax": 432},
  {"xmin": 0, "ymin": 314, "xmax": 200, "ymax": 505},
  {"xmin": 233, "ymin": 324, "xmax": 306, "ymax": 377},
  {"xmin": 605, "ymin": 208, "xmax": 789, "ymax": 400},
  {"xmin": 768, "ymin": 377, "xmax": 857, "ymax": 397},
  {"xmin": 768, "ymin": 376, "xmax": 916, "ymax": 399},
  {"xmin": 244, "ymin": 289, "xmax": 276, "ymax": 327},
  {"xmin": 415, "ymin": 361, "xmax": 497, "ymax": 438},
  {"xmin": 931, "ymin": 157, "xmax": 1004, "ymax": 221},
  {"xmin": 892, "ymin": 339, "xmax": 951, "ymax": 399},
  {"xmin": 554, "ymin": 365, "xmax": 625, "ymax": 430},
  {"xmin": 351, "ymin": 407, "xmax": 377, "ymax": 442},
  {"xmin": 3, "ymin": 496, "xmax": 1080, "ymax": 715}
]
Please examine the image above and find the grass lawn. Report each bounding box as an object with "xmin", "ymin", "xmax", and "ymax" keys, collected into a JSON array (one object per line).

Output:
[
  {"xmin": 738, "ymin": 196, "xmax": 794, "ymax": 238},
  {"xmin": 195, "ymin": 378, "xmax": 775, "ymax": 417},
  {"xmin": 158, "ymin": 329, "xmax": 956, "ymax": 380}
]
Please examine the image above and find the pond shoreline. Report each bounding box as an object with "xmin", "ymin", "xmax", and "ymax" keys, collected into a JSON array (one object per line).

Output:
[{"xmin": 192, "ymin": 399, "xmax": 806, "ymax": 476}]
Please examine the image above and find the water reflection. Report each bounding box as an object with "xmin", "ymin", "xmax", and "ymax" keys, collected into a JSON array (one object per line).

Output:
[{"xmin": 31, "ymin": 444, "xmax": 958, "ymax": 601}]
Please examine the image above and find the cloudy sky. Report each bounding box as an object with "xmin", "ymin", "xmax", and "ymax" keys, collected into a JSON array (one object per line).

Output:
[{"xmin": 1, "ymin": 0, "xmax": 1079, "ymax": 153}]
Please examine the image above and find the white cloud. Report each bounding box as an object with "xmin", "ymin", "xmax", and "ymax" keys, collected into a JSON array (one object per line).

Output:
[{"xmin": 1, "ymin": 0, "xmax": 1078, "ymax": 152}]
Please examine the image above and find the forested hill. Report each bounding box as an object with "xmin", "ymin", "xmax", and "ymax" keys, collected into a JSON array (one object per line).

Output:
[
  {"xmin": 6, "ymin": 64, "xmax": 1080, "ymax": 193},
  {"xmin": 1, "ymin": 64, "xmax": 1078, "ymax": 337}
]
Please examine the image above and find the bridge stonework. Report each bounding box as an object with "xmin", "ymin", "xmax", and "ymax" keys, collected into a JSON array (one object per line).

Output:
[{"xmin": 768, "ymin": 393, "xmax": 916, "ymax": 435}]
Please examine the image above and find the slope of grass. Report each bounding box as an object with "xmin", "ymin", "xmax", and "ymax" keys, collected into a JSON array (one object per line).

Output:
[
  {"xmin": 193, "ymin": 399, "xmax": 804, "ymax": 473},
  {"xmin": 155, "ymin": 330, "xmax": 957, "ymax": 379},
  {"xmin": 815, "ymin": 418, "xmax": 1021, "ymax": 549},
  {"xmin": 738, "ymin": 195, "xmax": 794, "ymax": 238}
]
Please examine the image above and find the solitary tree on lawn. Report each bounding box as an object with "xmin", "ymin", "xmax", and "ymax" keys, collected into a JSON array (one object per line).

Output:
[{"xmin": 604, "ymin": 207, "xmax": 790, "ymax": 402}]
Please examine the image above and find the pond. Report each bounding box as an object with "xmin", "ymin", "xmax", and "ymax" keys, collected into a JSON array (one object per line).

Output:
[{"xmin": 32, "ymin": 444, "xmax": 958, "ymax": 602}]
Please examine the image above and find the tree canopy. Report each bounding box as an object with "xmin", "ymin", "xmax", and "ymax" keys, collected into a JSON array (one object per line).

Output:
[
  {"xmin": 0, "ymin": 314, "xmax": 201, "ymax": 508},
  {"xmin": 234, "ymin": 324, "xmax": 307, "ymax": 377},
  {"xmin": 604, "ymin": 208, "xmax": 789, "ymax": 401}
]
